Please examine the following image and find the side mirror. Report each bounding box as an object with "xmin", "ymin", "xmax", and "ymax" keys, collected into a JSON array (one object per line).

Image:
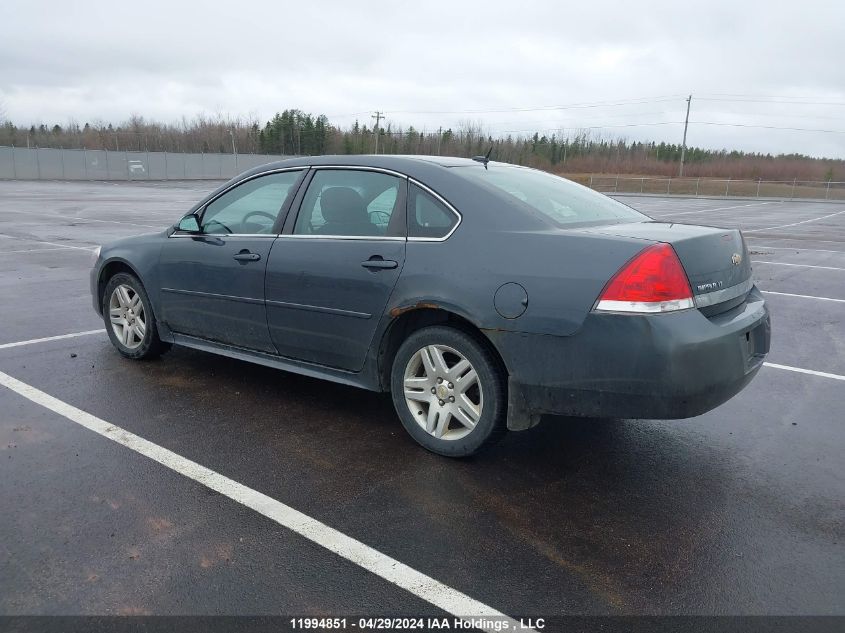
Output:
[{"xmin": 177, "ymin": 214, "xmax": 200, "ymax": 233}]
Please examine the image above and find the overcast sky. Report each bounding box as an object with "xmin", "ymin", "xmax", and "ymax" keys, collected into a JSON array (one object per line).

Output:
[{"xmin": 2, "ymin": 0, "xmax": 844, "ymax": 157}]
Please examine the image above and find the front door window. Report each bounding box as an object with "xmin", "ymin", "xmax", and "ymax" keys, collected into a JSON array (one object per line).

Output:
[{"xmin": 201, "ymin": 170, "xmax": 302, "ymax": 234}]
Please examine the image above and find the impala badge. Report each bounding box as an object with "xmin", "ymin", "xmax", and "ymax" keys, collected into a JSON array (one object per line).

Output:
[{"xmin": 731, "ymin": 253, "xmax": 742, "ymax": 266}]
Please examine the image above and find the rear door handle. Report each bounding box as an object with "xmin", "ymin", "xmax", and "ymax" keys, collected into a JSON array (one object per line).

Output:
[
  {"xmin": 233, "ymin": 252, "xmax": 261, "ymax": 261},
  {"xmin": 361, "ymin": 258, "xmax": 398, "ymax": 270}
]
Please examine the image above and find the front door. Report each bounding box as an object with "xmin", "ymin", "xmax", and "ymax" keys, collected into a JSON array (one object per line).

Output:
[
  {"xmin": 265, "ymin": 168, "xmax": 407, "ymax": 371},
  {"xmin": 158, "ymin": 169, "xmax": 304, "ymax": 352}
]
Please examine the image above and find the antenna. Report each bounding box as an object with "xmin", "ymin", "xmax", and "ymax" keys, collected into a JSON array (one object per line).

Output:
[{"xmin": 471, "ymin": 145, "xmax": 494, "ymax": 169}]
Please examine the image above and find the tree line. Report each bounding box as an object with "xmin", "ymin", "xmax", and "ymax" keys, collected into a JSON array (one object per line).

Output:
[{"xmin": 1, "ymin": 110, "xmax": 841, "ymax": 181}]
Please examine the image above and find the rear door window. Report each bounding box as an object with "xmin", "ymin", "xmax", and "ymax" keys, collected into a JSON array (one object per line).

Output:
[
  {"xmin": 293, "ymin": 169, "xmax": 405, "ymax": 238},
  {"xmin": 407, "ymin": 184, "xmax": 459, "ymax": 239}
]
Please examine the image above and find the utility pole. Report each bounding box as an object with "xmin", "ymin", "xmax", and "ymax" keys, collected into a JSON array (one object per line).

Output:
[
  {"xmin": 372, "ymin": 111, "xmax": 383, "ymax": 154},
  {"xmin": 679, "ymin": 94, "xmax": 692, "ymax": 177}
]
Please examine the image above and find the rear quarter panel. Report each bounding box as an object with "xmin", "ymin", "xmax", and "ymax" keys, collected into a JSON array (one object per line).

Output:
[{"xmin": 391, "ymin": 226, "xmax": 651, "ymax": 337}]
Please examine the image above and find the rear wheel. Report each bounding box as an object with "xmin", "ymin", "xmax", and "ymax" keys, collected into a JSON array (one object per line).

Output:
[
  {"xmin": 102, "ymin": 272, "xmax": 170, "ymax": 360},
  {"xmin": 390, "ymin": 326, "xmax": 506, "ymax": 457}
]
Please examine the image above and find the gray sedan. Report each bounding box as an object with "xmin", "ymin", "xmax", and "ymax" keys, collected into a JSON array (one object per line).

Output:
[{"xmin": 90, "ymin": 155, "xmax": 771, "ymax": 456}]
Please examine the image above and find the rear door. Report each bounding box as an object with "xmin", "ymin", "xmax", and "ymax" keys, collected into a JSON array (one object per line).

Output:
[
  {"xmin": 265, "ymin": 168, "xmax": 407, "ymax": 371},
  {"xmin": 158, "ymin": 169, "xmax": 305, "ymax": 352}
]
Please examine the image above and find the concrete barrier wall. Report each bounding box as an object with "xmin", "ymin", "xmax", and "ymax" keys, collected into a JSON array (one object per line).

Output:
[{"xmin": 0, "ymin": 146, "xmax": 289, "ymax": 180}]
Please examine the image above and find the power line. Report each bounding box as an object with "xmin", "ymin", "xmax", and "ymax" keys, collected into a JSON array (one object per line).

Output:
[
  {"xmin": 500, "ymin": 122, "xmax": 683, "ymax": 133},
  {"xmin": 324, "ymin": 111, "xmax": 372, "ymax": 119},
  {"xmin": 699, "ymin": 92, "xmax": 845, "ymax": 101},
  {"xmin": 693, "ymin": 121, "xmax": 845, "ymax": 133},
  {"xmin": 687, "ymin": 110, "xmax": 845, "ymax": 121},
  {"xmin": 384, "ymin": 95, "xmax": 686, "ymax": 115},
  {"xmin": 696, "ymin": 97, "xmax": 845, "ymax": 106}
]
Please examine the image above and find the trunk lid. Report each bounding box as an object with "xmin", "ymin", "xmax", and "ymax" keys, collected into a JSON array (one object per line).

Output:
[{"xmin": 581, "ymin": 222, "xmax": 752, "ymax": 313}]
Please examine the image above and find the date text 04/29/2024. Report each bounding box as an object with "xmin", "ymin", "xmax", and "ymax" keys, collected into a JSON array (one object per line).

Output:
[{"xmin": 289, "ymin": 617, "xmax": 545, "ymax": 631}]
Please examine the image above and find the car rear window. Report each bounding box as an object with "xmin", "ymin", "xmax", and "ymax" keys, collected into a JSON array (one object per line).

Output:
[
  {"xmin": 408, "ymin": 184, "xmax": 458, "ymax": 239},
  {"xmin": 454, "ymin": 164, "xmax": 648, "ymax": 227}
]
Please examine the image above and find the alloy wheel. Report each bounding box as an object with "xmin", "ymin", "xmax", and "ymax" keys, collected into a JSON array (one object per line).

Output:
[
  {"xmin": 403, "ymin": 344, "xmax": 483, "ymax": 441},
  {"xmin": 108, "ymin": 284, "xmax": 146, "ymax": 350}
]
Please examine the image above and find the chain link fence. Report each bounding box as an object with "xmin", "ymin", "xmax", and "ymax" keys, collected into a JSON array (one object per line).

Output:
[
  {"xmin": 0, "ymin": 146, "xmax": 289, "ymax": 181},
  {"xmin": 569, "ymin": 174, "xmax": 845, "ymax": 201}
]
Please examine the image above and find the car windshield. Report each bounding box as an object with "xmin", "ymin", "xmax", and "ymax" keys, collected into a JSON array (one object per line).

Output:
[{"xmin": 454, "ymin": 164, "xmax": 649, "ymax": 227}]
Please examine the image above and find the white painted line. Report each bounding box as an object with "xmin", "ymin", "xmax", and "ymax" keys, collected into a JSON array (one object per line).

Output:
[
  {"xmin": 0, "ymin": 329, "xmax": 105, "ymax": 350},
  {"xmin": 750, "ymin": 245, "xmax": 845, "ymax": 254},
  {"xmin": 745, "ymin": 236, "xmax": 845, "ymax": 246},
  {"xmin": 0, "ymin": 233, "xmax": 98, "ymax": 251},
  {"xmin": 0, "ymin": 370, "xmax": 526, "ymax": 632},
  {"xmin": 0, "ymin": 207, "xmax": 163, "ymax": 229},
  {"xmin": 71, "ymin": 216, "xmax": 162, "ymax": 229},
  {"xmin": 753, "ymin": 261, "xmax": 845, "ymax": 271},
  {"xmin": 762, "ymin": 291, "xmax": 845, "ymax": 303},
  {"xmin": 764, "ymin": 363, "xmax": 845, "ymax": 382},
  {"xmin": 664, "ymin": 201, "xmax": 778, "ymax": 217},
  {"xmin": 0, "ymin": 247, "xmax": 93, "ymax": 255},
  {"xmin": 744, "ymin": 209, "xmax": 845, "ymax": 232}
]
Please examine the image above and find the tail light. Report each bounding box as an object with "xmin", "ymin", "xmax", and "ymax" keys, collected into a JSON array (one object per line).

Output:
[{"xmin": 595, "ymin": 243, "xmax": 694, "ymax": 313}]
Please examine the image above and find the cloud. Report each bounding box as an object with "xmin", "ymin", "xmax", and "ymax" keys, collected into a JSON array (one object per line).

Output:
[{"xmin": 2, "ymin": 0, "xmax": 843, "ymax": 157}]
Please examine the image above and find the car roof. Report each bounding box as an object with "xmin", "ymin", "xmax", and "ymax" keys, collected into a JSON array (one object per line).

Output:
[
  {"xmin": 242, "ymin": 154, "xmax": 484, "ymax": 176},
  {"xmin": 194, "ymin": 155, "xmax": 550, "ymax": 232}
]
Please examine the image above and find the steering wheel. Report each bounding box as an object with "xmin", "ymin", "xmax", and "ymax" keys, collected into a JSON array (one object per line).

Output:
[
  {"xmin": 369, "ymin": 210, "xmax": 391, "ymax": 226},
  {"xmin": 203, "ymin": 219, "xmax": 232, "ymax": 234},
  {"xmin": 242, "ymin": 210, "xmax": 278, "ymax": 232}
]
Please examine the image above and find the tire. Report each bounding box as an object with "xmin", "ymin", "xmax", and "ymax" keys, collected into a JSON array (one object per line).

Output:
[
  {"xmin": 102, "ymin": 272, "xmax": 170, "ymax": 360},
  {"xmin": 390, "ymin": 325, "xmax": 507, "ymax": 457}
]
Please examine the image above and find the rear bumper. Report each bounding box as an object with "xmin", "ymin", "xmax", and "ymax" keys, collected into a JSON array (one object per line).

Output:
[{"xmin": 487, "ymin": 286, "xmax": 771, "ymax": 427}]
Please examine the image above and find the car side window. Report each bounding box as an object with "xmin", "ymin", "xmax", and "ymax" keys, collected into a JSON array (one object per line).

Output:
[
  {"xmin": 407, "ymin": 184, "xmax": 458, "ymax": 239},
  {"xmin": 293, "ymin": 170, "xmax": 404, "ymax": 237},
  {"xmin": 201, "ymin": 170, "xmax": 302, "ymax": 235}
]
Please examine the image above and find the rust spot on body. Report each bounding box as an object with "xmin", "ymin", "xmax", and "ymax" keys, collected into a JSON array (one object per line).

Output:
[{"xmin": 389, "ymin": 302, "xmax": 440, "ymax": 317}]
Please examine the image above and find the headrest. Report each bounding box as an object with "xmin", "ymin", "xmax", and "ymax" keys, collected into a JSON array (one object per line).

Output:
[{"xmin": 321, "ymin": 187, "xmax": 367, "ymax": 223}]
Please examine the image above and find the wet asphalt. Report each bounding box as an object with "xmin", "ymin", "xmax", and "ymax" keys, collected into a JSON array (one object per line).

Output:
[{"xmin": 0, "ymin": 181, "xmax": 842, "ymax": 618}]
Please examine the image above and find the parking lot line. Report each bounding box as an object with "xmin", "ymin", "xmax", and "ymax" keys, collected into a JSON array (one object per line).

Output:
[
  {"xmin": 753, "ymin": 261, "xmax": 845, "ymax": 271},
  {"xmin": 0, "ymin": 246, "xmax": 91, "ymax": 255},
  {"xmin": 745, "ymin": 236, "xmax": 845, "ymax": 246},
  {"xmin": 0, "ymin": 369, "xmax": 525, "ymax": 632},
  {"xmin": 764, "ymin": 363, "xmax": 845, "ymax": 382},
  {"xmin": 0, "ymin": 207, "xmax": 163, "ymax": 229},
  {"xmin": 0, "ymin": 233, "xmax": 98, "ymax": 251},
  {"xmin": 750, "ymin": 245, "xmax": 845, "ymax": 254},
  {"xmin": 662, "ymin": 201, "xmax": 778, "ymax": 217},
  {"xmin": 761, "ymin": 291, "xmax": 845, "ymax": 303},
  {"xmin": 0, "ymin": 329, "xmax": 105, "ymax": 350},
  {"xmin": 744, "ymin": 209, "xmax": 845, "ymax": 232}
]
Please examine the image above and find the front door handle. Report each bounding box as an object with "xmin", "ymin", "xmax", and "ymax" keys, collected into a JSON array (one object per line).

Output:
[
  {"xmin": 233, "ymin": 251, "xmax": 261, "ymax": 262},
  {"xmin": 361, "ymin": 258, "xmax": 398, "ymax": 270}
]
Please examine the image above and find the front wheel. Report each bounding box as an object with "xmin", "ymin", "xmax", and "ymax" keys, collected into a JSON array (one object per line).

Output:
[
  {"xmin": 102, "ymin": 272, "xmax": 170, "ymax": 360},
  {"xmin": 390, "ymin": 326, "xmax": 507, "ymax": 457}
]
